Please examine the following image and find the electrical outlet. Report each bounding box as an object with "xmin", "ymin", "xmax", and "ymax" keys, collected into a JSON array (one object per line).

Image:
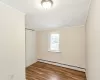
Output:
[{"xmin": 8, "ymin": 75, "xmax": 14, "ymax": 80}]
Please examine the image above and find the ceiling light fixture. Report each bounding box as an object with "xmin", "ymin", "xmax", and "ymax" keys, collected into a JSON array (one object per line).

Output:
[{"xmin": 41, "ymin": 0, "xmax": 53, "ymax": 9}]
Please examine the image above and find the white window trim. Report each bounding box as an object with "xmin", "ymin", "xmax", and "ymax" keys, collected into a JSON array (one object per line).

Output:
[
  {"xmin": 48, "ymin": 50, "xmax": 61, "ymax": 53},
  {"xmin": 48, "ymin": 32, "xmax": 61, "ymax": 53}
]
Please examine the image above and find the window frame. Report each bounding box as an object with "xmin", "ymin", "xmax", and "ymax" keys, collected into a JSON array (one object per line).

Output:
[{"xmin": 48, "ymin": 32, "xmax": 61, "ymax": 53}]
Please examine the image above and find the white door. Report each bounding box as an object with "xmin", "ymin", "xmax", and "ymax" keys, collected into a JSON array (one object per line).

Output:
[{"xmin": 25, "ymin": 29, "xmax": 36, "ymax": 67}]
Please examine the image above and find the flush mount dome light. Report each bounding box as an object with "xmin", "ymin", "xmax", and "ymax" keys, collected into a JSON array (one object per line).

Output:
[{"xmin": 41, "ymin": 0, "xmax": 53, "ymax": 9}]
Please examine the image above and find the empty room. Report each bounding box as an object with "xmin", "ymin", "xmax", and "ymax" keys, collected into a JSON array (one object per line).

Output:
[{"xmin": 0, "ymin": 0, "xmax": 100, "ymax": 80}]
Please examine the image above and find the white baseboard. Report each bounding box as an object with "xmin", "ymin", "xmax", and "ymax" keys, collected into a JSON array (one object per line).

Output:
[{"xmin": 38, "ymin": 59, "xmax": 86, "ymax": 72}]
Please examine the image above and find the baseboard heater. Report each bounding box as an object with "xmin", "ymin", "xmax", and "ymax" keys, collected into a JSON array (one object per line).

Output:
[{"xmin": 38, "ymin": 59, "xmax": 86, "ymax": 72}]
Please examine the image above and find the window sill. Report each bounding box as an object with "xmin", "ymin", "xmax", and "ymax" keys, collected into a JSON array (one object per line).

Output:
[{"xmin": 48, "ymin": 50, "xmax": 61, "ymax": 53}]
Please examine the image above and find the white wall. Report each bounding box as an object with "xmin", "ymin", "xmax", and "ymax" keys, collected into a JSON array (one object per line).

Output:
[
  {"xmin": 36, "ymin": 26, "xmax": 85, "ymax": 71},
  {"xmin": 86, "ymin": 0, "xmax": 100, "ymax": 80},
  {"xmin": 25, "ymin": 30, "xmax": 37, "ymax": 67},
  {"xmin": 0, "ymin": 2, "xmax": 25, "ymax": 80}
]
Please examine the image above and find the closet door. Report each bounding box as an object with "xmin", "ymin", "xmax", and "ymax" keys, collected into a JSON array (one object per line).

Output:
[{"xmin": 25, "ymin": 29, "xmax": 36, "ymax": 67}]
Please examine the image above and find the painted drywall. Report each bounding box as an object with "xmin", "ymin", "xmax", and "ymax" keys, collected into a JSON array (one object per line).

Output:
[
  {"xmin": 1, "ymin": 0, "xmax": 90, "ymax": 29},
  {"xmin": 25, "ymin": 30, "xmax": 37, "ymax": 67},
  {"xmin": 86, "ymin": 0, "xmax": 100, "ymax": 79},
  {"xmin": 0, "ymin": 2, "xmax": 25, "ymax": 80},
  {"xmin": 36, "ymin": 26, "xmax": 85, "ymax": 70}
]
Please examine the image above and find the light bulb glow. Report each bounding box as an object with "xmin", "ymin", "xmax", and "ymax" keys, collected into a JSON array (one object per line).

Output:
[{"xmin": 41, "ymin": 0, "xmax": 53, "ymax": 9}]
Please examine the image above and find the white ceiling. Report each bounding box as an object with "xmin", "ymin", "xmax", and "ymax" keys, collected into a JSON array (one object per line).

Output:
[{"xmin": 1, "ymin": 0, "xmax": 90, "ymax": 30}]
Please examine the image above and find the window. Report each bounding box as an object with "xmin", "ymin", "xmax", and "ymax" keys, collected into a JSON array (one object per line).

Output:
[{"xmin": 48, "ymin": 33, "xmax": 60, "ymax": 52}]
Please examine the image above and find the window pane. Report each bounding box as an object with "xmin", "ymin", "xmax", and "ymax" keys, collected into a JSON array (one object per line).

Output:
[{"xmin": 50, "ymin": 33, "xmax": 59, "ymax": 51}]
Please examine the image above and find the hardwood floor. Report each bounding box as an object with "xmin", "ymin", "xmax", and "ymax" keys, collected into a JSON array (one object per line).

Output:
[{"xmin": 26, "ymin": 62, "xmax": 86, "ymax": 80}]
